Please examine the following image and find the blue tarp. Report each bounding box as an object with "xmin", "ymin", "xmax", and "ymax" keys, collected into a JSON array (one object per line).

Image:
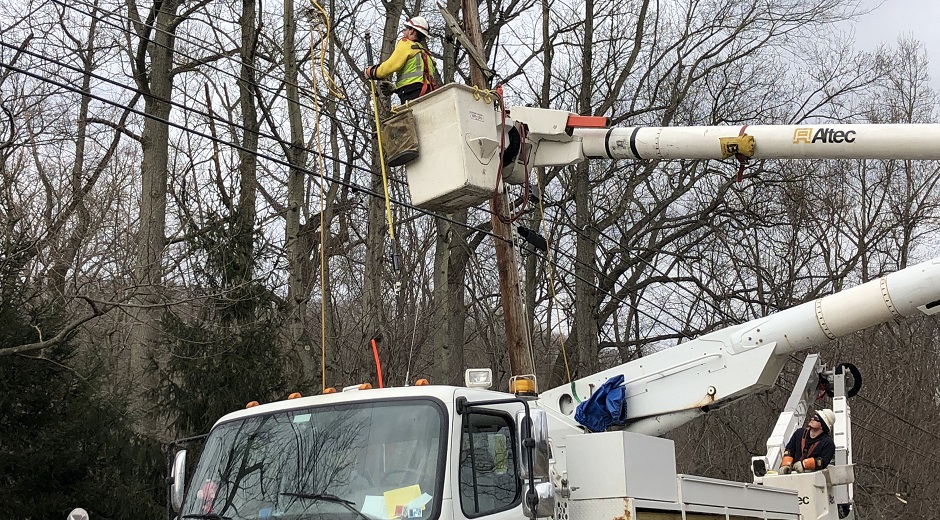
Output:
[{"xmin": 574, "ymin": 375, "xmax": 627, "ymax": 432}]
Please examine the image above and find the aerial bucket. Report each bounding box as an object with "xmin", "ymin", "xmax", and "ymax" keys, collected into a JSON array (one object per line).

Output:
[{"xmin": 402, "ymin": 83, "xmax": 501, "ymax": 212}]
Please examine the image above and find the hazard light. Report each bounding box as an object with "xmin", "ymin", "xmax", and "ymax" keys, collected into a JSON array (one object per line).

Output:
[{"xmin": 510, "ymin": 374, "xmax": 538, "ymax": 397}]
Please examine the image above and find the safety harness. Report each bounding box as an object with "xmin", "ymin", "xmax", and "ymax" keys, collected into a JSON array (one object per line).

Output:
[{"xmin": 396, "ymin": 43, "xmax": 438, "ymax": 96}]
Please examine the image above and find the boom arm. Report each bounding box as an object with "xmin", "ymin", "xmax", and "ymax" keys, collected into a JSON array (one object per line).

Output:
[
  {"xmin": 536, "ymin": 257, "xmax": 940, "ymax": 436},
  {"xmin": 506, "ymin": 105, "xmax": 940, "ymax": 167},
  {"xmin": 401, "ymin": 84, "xmax": 940, "ymax": 211}
]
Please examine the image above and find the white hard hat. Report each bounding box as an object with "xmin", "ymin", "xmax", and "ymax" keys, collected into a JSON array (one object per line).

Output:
[
  {"xmin": 404, "ymin": 16, "xmax": 430, "ymax": 38},
  {"xmin": 815, "ymin": 409, "xmax": 836, "ymax": 434}
]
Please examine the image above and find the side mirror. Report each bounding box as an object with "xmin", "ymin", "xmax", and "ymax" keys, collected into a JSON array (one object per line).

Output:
[
  {"xmin": 170, "ymin": 450, "xmax": 188, "ymax": 512},
  {"xmin": 67, "ymin": 508, "xmax": 89, "ymax": 520},
  {"xmin": 516, "ymin": 408, "xmax": 550, "ymax": 481},
  {"xmin": 522, "ymin": 481, "xmax": 555, "ymax": 518}
]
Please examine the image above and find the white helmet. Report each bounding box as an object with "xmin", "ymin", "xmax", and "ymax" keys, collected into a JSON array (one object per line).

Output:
[
  {"xmin": 404, "ymin": 16, "xmax": 430, "ymax": 38},
  {"xmin": 815, "ymin": 409, "xmax": 836, "ymax": 434}
]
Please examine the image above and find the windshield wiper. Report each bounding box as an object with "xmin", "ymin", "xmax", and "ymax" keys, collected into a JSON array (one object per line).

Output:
[
  {"xmin": 281, "ymin": 492, "xmax": 355, "ymax": 505},
  {"xmin": 182, "ymin": 514, "xmax": 232, "ymax": 520},
  {"xmin": 281, "ymin": 492, "xmax": 372, "ymax": 520}
]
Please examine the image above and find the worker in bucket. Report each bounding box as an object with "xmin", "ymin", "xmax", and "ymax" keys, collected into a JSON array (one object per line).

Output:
[
  {"xmin": 778, "ymin": 409, "xmax": 836, "ymax": 474},
  {"xmin": 365, "ymin": 16, "xmax": 440, "ymax": 103}
]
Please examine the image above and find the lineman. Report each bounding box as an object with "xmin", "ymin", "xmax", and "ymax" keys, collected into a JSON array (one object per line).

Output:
[
  {"xmin": 779, "ymin": 409, "xmax": 836, "ymax": 474},
  {"xmin": 365, "ymin": 16, "xmax": 440, "ymax": 103}
]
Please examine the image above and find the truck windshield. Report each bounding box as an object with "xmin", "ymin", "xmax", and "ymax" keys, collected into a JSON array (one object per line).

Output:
[{"xmin": 181, "ymin": 398, "xmax": 447, "ymax": 520}]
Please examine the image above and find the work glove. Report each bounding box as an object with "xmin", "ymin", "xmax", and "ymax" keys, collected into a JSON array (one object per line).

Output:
[
  {"xmin": 793, "ymin": 461, "xmax": 805, "ymax": 473},
  {"xmin": 364, "ymin": 65, "xmax": 378, "ymax": 81},
  {"xmin": 378, "ymin": 80, "xmax": 395, "ymax": 96},
  {"xmin": 778, "ymin": 465, "xmax": 791, "ymax": 475}
]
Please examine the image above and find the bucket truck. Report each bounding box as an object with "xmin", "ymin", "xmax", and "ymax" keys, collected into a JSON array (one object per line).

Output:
[{"xmin": 167, "ymin": 84, "xmax": 940, "ymax": 520}]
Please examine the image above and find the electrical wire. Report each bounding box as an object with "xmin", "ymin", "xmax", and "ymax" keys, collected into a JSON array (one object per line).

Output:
[
  {"xmin": 0, "ymin": 38, "xmax": 376, "ymax": 181},
  {"xmin": 35, "ymin": 0, "xmax": 879, "ymax": 359},
  {"xmin": 50, "ymin": 0, "xmax": 375, "ymax": 126},
  {"xmin": 48, "ymin": 0, "xmax": 404, "ymax": 210},
  {"xmin": 853, "ymin": 393, "xmax": 940, "ymax": 445},
  {"xmin": 852, "ymin": 420, "xmax": 940, "ymax": 466},
  {"xmin": 0, "ymin": 33, "xmax": 696, "ymax": 343},
  {"xmin": 6, "ymin": 2, "xmax": 723, "ymax": 340}
]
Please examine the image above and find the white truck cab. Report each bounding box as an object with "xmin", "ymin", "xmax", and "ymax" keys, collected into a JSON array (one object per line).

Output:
[
  {"xmin": 170, "ymin": 384, "xmax": 802, "ymax": 520},
  {"xmin": 172, "ymin": 386, "xmax": 539, "ymax": 520}
]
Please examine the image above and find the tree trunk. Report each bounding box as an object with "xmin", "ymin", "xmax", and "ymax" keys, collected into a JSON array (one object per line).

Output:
[
  {"xmin": 234, "ymin": 0, "xmax": 259, "ymax": 287},
  {"xmin": 573, "ymin": 0, "xmax": 599, "ymax": 376},
  {"xmin": 128, "ymin": 0, "xmax": 182, "ymax": 433},
  {"xmin": 431, "ymin": 0, "xmax": 471, "ymax": 386},
  {"xmin": 362, "ymin": 1, "xmax": 404, "ymax": 373},
  {"xmin": 283, "ymin": 0, "xmax": 315, "ymax": 382}
]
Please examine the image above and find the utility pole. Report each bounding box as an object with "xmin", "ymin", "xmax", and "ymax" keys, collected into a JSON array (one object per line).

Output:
[{"xmin": 459, "ymin": 0, "xmax": 534, "ymax": 378}]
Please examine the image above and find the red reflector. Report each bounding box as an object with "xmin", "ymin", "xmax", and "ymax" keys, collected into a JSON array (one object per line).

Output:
[{"xmin": 566, "ymin": 114, "xmax": 609, "ymax": 129}]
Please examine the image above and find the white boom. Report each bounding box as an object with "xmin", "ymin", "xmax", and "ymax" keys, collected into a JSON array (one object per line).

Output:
[
  {"xmin": 575, "ymin": 124, "xmax": 940, "ymax": 161},
  {"xmin": 536, "ymin": 256, "xmax": 940, "ymax": 436},
  {"xmin": 401, "ymin": 84, "xmax": 940, "ymax": 211},
  {"xmin": 508, "ymin": 105, "xmax": 940, "ymax": 166}
]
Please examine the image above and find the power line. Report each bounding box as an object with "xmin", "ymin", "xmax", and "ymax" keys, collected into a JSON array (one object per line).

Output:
[
  {"xmin": 0, "ymin": 38, "xmax": 391, "ymax": 185},
  {"xmin": 853, "ymin": 393, "xmax": 940, "ymax": 445},
  {"xmin": 51, "ymin": 0, "xmax": 377, "ymax": 127},
  {"xmin": 0, "ymin": 44, "xmax": 704, "ymax": 345},
  {"xmin": 852, "ymin": 420, "xmax": 940, "ymax": 466},
  {"xmin": 18, "ymin": 0, "xmax": 731, "ymax": 339},
  {"xmin": 0, "ymin": 18, "xmax": 697, "ymax": 342}
]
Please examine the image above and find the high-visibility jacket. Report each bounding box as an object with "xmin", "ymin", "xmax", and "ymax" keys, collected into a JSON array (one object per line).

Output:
[{"xmin": 374, "ymin": 38, "xmax": 438, "ymax": 93}]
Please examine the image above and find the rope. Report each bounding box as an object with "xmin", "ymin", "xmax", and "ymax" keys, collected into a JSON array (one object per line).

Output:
[
  {"xmin": 370, "ymin": 337, "xmax": 385, "ymax": 388},
  {"xmin": 405, "ymin": 263, "xmax": 428, "ymax": 384},
  {"xmin": 309, "ymin": 20, "xmax": 332, "ymax": 392},
  {"xmin": 308, "ymin": 0, "xmax": 345, "ymax": 99}
]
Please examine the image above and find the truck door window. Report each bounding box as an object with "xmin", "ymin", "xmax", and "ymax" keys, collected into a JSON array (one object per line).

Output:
[{"xmin": 458, "ymin": 411, "xmax": 521, "ymax": 517}]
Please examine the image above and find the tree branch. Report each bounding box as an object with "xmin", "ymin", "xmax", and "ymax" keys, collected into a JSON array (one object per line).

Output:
[{"xmin": 0, "ymin": 298, "xmax": 109, "ymax": 357}]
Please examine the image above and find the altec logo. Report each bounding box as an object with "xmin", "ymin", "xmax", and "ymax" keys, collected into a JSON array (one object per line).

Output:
[{"xmin": 793, "ymin": 127, "xmax": 857, "ymax": 144}]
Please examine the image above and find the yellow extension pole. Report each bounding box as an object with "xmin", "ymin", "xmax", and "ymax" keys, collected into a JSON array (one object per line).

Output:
[{"xmin": 369, "ymin": 80, "xmax": 396, "ymax": 240}]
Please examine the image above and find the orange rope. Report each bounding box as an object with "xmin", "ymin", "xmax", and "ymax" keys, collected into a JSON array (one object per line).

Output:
[{"xmin": 370, "ymin": 338, "xmax": 385, "ymax": 388}]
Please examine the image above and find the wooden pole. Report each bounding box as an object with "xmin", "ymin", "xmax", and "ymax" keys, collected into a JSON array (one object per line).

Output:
[{"xmin": 459, "ymin": 0, "xmax": 534, "ymax": 378}]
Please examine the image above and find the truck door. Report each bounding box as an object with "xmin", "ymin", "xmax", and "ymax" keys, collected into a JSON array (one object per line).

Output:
[{"xmin": 452, "ymin": 404, "xmax": 524, "ymax": 520}]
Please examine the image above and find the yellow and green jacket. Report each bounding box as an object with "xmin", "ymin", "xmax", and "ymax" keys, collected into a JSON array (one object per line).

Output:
[{"xmin": 375, "ymin": 38, "xmax": 437, "ymax": 91}]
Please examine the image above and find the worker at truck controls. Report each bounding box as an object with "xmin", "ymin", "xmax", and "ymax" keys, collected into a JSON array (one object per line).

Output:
[
  {"xmin": 778, "ymin": 409, "xmax": 836, "ymax": 474},
  {"xmin": 364, "ymin": 16, "xmax": 440, "ymax": 103}
]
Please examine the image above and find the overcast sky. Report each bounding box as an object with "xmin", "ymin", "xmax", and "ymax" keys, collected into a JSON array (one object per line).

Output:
[{"xmin": 847, "ymin": 0, "xmax": 940, "ymax": 89}]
